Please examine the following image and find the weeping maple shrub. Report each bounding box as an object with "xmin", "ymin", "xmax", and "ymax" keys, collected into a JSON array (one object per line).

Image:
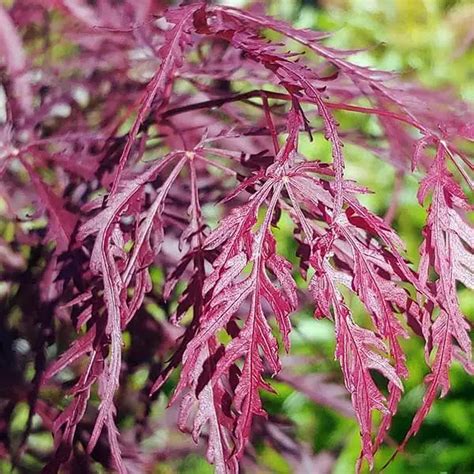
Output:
[{"xmin": 0, "ymin": 1, "xmax": 473, "ymax": 472}]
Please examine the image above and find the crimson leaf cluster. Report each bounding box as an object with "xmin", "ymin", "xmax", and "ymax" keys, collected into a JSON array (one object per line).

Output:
[{"xmin": 0, "ymin": 1, "xmax": 472, "ymax": 473}]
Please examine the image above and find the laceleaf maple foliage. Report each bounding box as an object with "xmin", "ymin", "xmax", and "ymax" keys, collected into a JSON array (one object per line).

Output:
[{"xmin": 0, "ymin": 1, "xmax": 472, "ymax": 473}]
